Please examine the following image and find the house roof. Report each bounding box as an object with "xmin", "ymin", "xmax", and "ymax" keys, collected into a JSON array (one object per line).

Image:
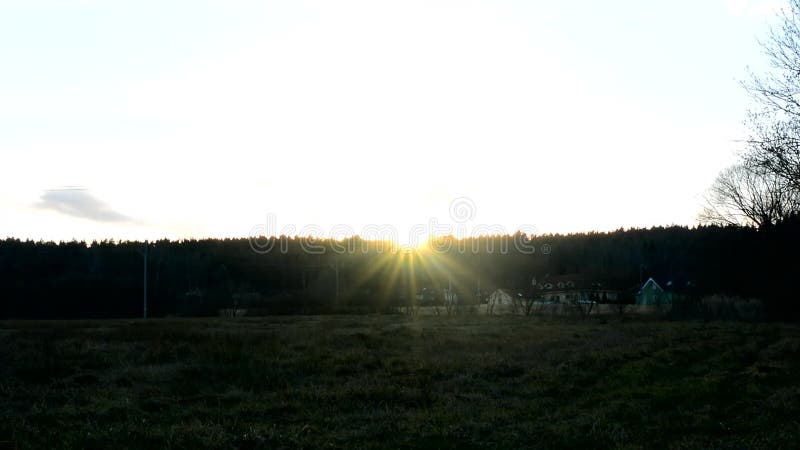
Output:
[
  {"xmin": 493, "ymin": 288, "xmax": 523, "ymax": 297},
  {"xmin": 639, "ymin": 277, "xmax": 663, "ymax": 293},
  {"xmin": 534, "ymin": 274, "xmax": 600, "ymax": 291}
]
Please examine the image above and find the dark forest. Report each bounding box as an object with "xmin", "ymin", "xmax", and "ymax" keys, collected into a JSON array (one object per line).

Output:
[{"xmin": 3, "ymin": 221, "xmax": 799, "ymax": 320}]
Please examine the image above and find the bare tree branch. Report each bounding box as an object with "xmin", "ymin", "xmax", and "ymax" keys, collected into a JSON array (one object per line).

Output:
[
  {"xmin": 743, "ymin": 0, "xmax": 800, "ymax": 191},
  {"xmin": 700, "ymin": 163, "xmax": 800, "ymax": 228}
]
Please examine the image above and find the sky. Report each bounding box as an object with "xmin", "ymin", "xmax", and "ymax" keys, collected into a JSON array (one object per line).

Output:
[{"xmin": 0, "ymin": 0, "xmax": 786, "ymax": 245}]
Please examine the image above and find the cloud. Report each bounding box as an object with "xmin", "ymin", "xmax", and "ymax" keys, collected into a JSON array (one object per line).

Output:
[{"xmin": 36, "ymin": 188, "xmax": 137, "ymax": 223}]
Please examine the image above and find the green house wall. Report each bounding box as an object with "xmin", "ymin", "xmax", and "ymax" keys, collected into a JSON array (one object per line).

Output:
[{"xmin": 636, "ymin": 281, "xmax": 672, "ymax": 305}]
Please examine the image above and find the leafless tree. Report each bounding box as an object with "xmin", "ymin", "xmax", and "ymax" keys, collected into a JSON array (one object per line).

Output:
[
  {"xmin": 744, "ymin": 116, "xmax": 800, "ymax": 190},
  {"xmin": 743, "ymin": 0, "xmax": 800, "ymax": 190},
  {"xmin": 513, "ymin": 295, "xmax": 537, "ymax": 316},
  {"xmin": 443, "ymin": 288, "xmax": 457, "ymax": 315},
  {"xmin": 485, "ymin": 296, "xmax": 496, "ymax": 316},
  {"xmin": 700, "ymin": 163, "xmax": 800, "ymax": 228},
  {"xmin": 703, "ymin": 1, "xmax": 800, "ymax": 227},
  {"xmin": 511, "ymin": 294, "xmax": 526, "ymax": 316}
]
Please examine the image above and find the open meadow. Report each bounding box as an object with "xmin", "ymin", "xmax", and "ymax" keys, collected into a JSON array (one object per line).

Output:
[{"xmin": 1, "ymin": 315, "xmax": 799, "ymax": 449}]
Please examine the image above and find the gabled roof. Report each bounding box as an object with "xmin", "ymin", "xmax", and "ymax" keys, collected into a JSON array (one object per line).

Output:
[
  {"xmin": 493, "ymin": 288, "xmax": 522, "ymax": 297},
  {"xmin": 534, "ymin": 274, "xmax": 599, "ymax": 291},
  {"xmin": 639, "ymin": 277, "xmax": 663, "ymax": 293}
]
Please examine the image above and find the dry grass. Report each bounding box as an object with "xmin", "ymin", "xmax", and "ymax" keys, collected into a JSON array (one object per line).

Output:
[{"xmin": 1, "ymin": 316, "xmax": 799, "ymax": 449}]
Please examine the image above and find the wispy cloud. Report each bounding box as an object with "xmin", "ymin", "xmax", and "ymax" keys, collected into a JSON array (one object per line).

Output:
[{"xmin": 37, "ymin": 188, "xmax": 137, "ymax": 223}]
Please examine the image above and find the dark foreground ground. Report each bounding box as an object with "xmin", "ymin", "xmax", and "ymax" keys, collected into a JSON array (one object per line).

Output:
[{"xmin": 1, "ymin": 316, "xmax": 799, "ymax": 449}]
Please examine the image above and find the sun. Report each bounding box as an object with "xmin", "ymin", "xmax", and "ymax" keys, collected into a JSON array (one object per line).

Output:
[{"xmin": 388, "ymin": 226, "xmax": 430, "ymax": 251}]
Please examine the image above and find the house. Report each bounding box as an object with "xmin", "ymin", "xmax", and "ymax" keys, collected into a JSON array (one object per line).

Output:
[
  {"xmin": 636, "ymin": 278, "xmax": 671, "ymax": 305},
  {"xmin": 534, "ymin": 275, "xmax": 620, "ymax": 304},
  {"xmin": 486, "ymin": 288, "xmax": 518, "ymax": 306},
  {"xmin": 485, "ymin": 288, "xmax": 524, "ymax": 315}
]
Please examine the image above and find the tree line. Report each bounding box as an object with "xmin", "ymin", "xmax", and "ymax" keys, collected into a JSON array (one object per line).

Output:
[
  {"xmin": 2, "ymin": 222, "xmax": 799, "ymax": 320},
  {"xmin": 7, "ymin": 2, "xmax": 800, "ymax": 321}
]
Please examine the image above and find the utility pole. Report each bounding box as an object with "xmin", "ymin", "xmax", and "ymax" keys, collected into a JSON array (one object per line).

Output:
[
  {"xmin": 333, "ymin": 258, "xmax": 340, "ymax": 300},
  {"xmin": 327, "ymin": 257, "xmax": 340, "ymax": 300},
  {"xmin": 143, "ymin": 241, "xmax": 148, "ymax": 319}
]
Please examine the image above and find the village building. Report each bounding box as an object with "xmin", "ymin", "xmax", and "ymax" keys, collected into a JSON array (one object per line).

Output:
[
  {"xmin": 533, "ymin": 275, "xmax": 620, "ymax": 304},
  {"xmin": 635, "ymin": 277, "xmax": 672, "ymax": 305}
]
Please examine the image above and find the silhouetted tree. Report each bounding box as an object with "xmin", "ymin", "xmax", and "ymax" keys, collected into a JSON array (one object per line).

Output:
[
  {"xmin": 703, "ymin": 0, "xmax": 800, "ymax": 229},
  {"xmin": 700, "ymin": 163, "xmax": 800, "ymax": 228},
  {"xmin": 744, "ymin": 0, "xmax": 800, "ymax": 191}
]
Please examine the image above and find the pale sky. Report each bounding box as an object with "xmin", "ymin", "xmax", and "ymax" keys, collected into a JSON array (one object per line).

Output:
[{"xmin": 0, "ymin": 0, "xmax": 784, "ymax": 245}]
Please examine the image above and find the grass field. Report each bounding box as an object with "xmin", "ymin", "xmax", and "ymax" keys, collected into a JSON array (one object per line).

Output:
[{"xmin": 1, "ymin": 315, "xmax": 799, "ymax": 449}]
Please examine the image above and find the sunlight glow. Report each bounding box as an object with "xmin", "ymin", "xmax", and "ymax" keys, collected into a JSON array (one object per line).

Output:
[{"xmin": 0, "ymin": 1, "xmax": 770, "ymax": 241}]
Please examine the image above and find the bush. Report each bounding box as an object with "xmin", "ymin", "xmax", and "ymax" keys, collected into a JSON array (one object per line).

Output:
[
  {"xmin": 670, "ymin": 294, "xmax": 765, "ymax": 321},
  {"xmin": 699, "ymin": 295, "xmax": 765, "ymax": 321}
]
